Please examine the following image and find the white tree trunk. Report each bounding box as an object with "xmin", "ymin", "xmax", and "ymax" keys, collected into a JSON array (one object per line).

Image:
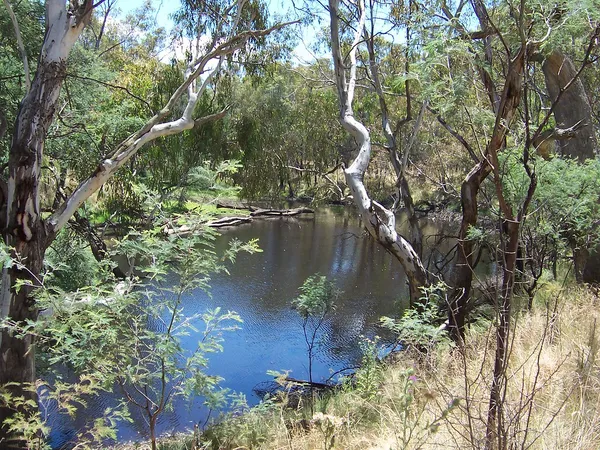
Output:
[
  {"xmin": 0, "ymin": 1, "xmax": 294, "ymax": 443},
  {"xmin": 329, "ymin": 0, "xmax": 427, "ymax": 304}
]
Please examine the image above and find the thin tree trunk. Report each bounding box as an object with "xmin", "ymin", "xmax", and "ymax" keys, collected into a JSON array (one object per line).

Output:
[
  {"xmin": 485, "ymin": 221, "xmax": 519, "ymax": 450},
  {"xmin": 149, "ymin": 415, "xmax": 158, "ymax": 450},
  {"xmin": 364, "ymin": 16, "xmax": 423, "ymax": 259}
]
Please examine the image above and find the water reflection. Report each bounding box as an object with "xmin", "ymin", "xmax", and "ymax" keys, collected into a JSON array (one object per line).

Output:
[{"xmin": 49, "ymin": 207, "xmax": 454, "ymax": 448}]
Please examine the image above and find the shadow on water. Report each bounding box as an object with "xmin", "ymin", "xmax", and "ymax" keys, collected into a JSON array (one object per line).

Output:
[{"xmin": 47, "ymin": 207, "xmax": 457, "ymax": 448}]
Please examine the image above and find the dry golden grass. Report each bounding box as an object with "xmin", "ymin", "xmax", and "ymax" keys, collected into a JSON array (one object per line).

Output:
[{"xmin": 254, "ymin": 285, "xmax": 600, "ymax": 450}]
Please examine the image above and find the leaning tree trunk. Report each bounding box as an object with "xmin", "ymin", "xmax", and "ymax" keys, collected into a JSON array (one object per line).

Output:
[
  {"xmin": 449, "ymin": 47, "xmax": 525, "ymax": 341},
  {"xmin": 0, "ymin": 1, "xmax": 94, "ymax": 444},
  {"xmin": 449, "ymin": 162, "xmax": 492, "ymax": 341},
  {"xmin": 329, "ymin": 0, "xmax": 427, "ymax": 305},
  {"xmin": 364, "ymin": 24, "xmax": 424, "ymax": 260}
]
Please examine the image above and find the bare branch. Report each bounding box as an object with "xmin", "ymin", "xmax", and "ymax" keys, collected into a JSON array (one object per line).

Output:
[
  {"xmin": 329, "ymin": 0, "xmax": 427, "ymax": 303},
  {"xmin": 47, "ymin": 20, "xmax": 295, "ymax": 233},
  {"xmin": 428, "ymin": 105, "xmax": 479, "ymax": 163},
  {"xmin": 66, "ymin": 73, "xmax": 153, "ymax": 112},
  {"xmin": 193, "ymin": 106, "xmax": 230, "ymax": 127}
]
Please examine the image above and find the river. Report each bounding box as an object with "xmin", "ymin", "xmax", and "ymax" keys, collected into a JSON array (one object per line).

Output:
[{"xmin": 48, "ymin": 206, "xmax": 456, "ymax": 448}]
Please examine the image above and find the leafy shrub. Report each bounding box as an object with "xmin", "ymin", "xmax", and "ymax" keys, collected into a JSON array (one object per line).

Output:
[
  {"xmin": 44, "ymin": 229, "xmax": 99, "ymax": 292},
  {"xmin": 292, "ymin": 275, "xmax": 340, "ymax": 384},
  {"xmin": 380, "ymin": 283, "xmax": 450, "ymax": 351}
]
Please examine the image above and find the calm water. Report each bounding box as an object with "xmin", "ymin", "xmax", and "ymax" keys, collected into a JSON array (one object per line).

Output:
[{"xmin": 48, "ymin": 207, "xmax": 454, "ymax": 448}]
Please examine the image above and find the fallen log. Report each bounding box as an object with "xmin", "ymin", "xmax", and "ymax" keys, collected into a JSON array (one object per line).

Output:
[
  {"xmin": 280, "ymin": 376, "xmax": 334, "ymax": 390},
  {"xmin": 163, "ymin": 207, "xmax": 314, "ymax": 234},
  {"xmin": 250, "ymin": 207, "xmax": 314, "ymax": 217},
  {"xmin": 206, "ymin": 216, "xmax": 253, "ymax": 228}
]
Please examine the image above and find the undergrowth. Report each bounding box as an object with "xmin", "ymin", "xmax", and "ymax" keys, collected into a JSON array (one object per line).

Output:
[
  {"xmin": 185, "ymin": 284, "xmax": 600, "ymax": 449},
  {"xmin": 112, "ymin": 283, "xmax": 600, "ymax": 449}
]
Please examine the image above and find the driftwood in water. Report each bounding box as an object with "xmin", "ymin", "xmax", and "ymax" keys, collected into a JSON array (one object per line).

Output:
[
  {"xmin": 250, "ymin": 207, "xmax": 314, "ymax": 217},
  {"xmin": 216, "ymin": 201, "xmax": 257, "ymax": 211},
  {"xmin": 206, "ymin": 216, "xmax": 253, "ymax": 228},
  {"xmin": 217, "ymin": 202, "xmax": 314, "ymax": 217},
  {"xmin": 208, "ymin": 207, "xmax": 314, "ymax": 228},
  {"xmin": 280, "ymin": 376, "xmax": 334, "ymax": 390},
  {"xmin": 253, "ymin": 375, "xmax": 336, "ymax": 408},
  {"xmin": 164, "ymin": 207, "xmax": 314, "ymax": 233}
]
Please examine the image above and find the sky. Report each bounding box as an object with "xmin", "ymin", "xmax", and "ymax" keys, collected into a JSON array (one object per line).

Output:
[{"xmin": 117, "ymin": 0, "xmax": 321, "ymax": 64}]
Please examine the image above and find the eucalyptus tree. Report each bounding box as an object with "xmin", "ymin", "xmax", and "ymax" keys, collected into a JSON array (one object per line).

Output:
[
  {"xmin": 362, "ymin": 0, "xmax": 428, "ymax": 258},
  {"xmin": 0, "ymin": 0, "xmax": 293, "ymax": 443},
  {"xmin": 415, "ymin": 1, "xmax": 600, "ymax": 445},
  {"xmin": 0, "ymin": 0, "xmax": 44, "ymax": 156},
  {"xmin": 394, "ymin": 0, "xmax": 600, "ymax": 341},
  {"xmin": 328, "ymin": 0, "xmax": 428, "ymax": 304}
]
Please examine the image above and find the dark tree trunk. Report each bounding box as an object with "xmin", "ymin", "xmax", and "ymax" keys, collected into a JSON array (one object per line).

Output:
[
  {"xmin": 448, "ymin": 162, "xmax": 491, "ymax": 341},
  {"xmin": 0, "ymin": 3, "xmax": 94, "ymax": 444},
  {"xmin": 543, "ymin": 50, "xmax": 599, "ymax": 282},
  {"xmin": 0, "ymin": 59, "xmax": 64, "ymax": 446},
  {"xmin": 485, "ymin": 220, "xmax": 519, "ymax": 450},
  {"xmin": 399, "ymin": 174, "xmax": 422, "ymax": 258},
  {"xmin": 449, "ymin": 47, "xmax": 525, "ymax": 341},
  {"xmin": 542, "ymin": 50, "xmax": 596, "ymax": 162}
]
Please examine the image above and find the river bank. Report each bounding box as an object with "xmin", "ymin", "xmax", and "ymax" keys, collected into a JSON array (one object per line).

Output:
[{"xmin": 117, "ymin": 282, "xmax": 599, "ymax": 449}]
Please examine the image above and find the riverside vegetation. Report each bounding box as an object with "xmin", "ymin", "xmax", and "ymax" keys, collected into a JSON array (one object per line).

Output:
[
  {"xmin": 189, "ymin": 282, "xmax": 600, "ymax": 450},
  {"xmin": 2, "ymin": 0, "xmax": 600, "ymax": 449}
]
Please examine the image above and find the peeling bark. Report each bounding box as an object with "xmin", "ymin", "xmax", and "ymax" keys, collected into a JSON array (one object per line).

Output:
[
  {"xmin": 329, "ymin": 0, "xmax": 427, "ymax": 305},
  {"xmin": 0, "ymin": 1, "xmax": 94, "ymax": 442}
]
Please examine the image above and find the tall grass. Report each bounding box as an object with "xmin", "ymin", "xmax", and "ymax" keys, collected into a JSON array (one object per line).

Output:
[
  {"xmin": 112, "ymin": 284, "xmax": 600, "ymax": 449},
  {"xmin": 198, "ymin": 284, "xmax": 600, "ymax": 449}
]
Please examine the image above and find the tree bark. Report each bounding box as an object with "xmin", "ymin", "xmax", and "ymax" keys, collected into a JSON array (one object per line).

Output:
[
  {"xmin": 449, "ymin": 161, "xmax": 491, "ymax": 341},
  {"xmin": 449, "ymin": 47, "xmax": 525, "ymax": 341},
  {"xmin": 0, "ymin": 1, "xmax": 94, "ymax": 444},
  {"xmin": 542, "ymin": 50, "xmax": 599, "ymax": 283},
  {"xmin": 542, "ymin": 50, "xmax": 596, "ymax": 162},
  {"xmin": 485, "ymin": 220, "xmax": 519, "ymax": 450},
  {"xmin": 329, "ymin": 0, "xmax": 428, "ymax": 305}
]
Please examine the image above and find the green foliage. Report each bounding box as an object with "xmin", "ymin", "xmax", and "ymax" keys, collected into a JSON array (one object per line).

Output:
[
  {"xmin": 492, "ymin": 153, "xmax": 600, "ymax": 289},
  {"xmin": 292, "ymin": 274, "xmax": 338, "ymax": 319},
  {"xmin": 0, "ymin": 376, "xmax": 129, "ymax": 449},
  {"xmin": 234, "ymin": 65, "xmax": 345, "ymax": 200},
  {"xmin": 534, "ymin": 158, "xmax": 600, "ymax": 245},
  {"xmin": 44, "ymin": 229, "xmax": 100, "ymax": 292},
  {"xmin": 380, "ymin": 284, "xmax": 450, "ymax": 350},
  {"xmin": 351, "ymin": 336, "xmax": 384, "ymax": 400},
  {"xmin": 200, "ymin": 394, "xmax": 280, "ymax": 449},
  {"xmin": 3, "ymin": 217, "xmax": 260, "ymax": 448},
  {"xmin": 292, "ymin": 274, "xmax": 340, "ymax": 386}
]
